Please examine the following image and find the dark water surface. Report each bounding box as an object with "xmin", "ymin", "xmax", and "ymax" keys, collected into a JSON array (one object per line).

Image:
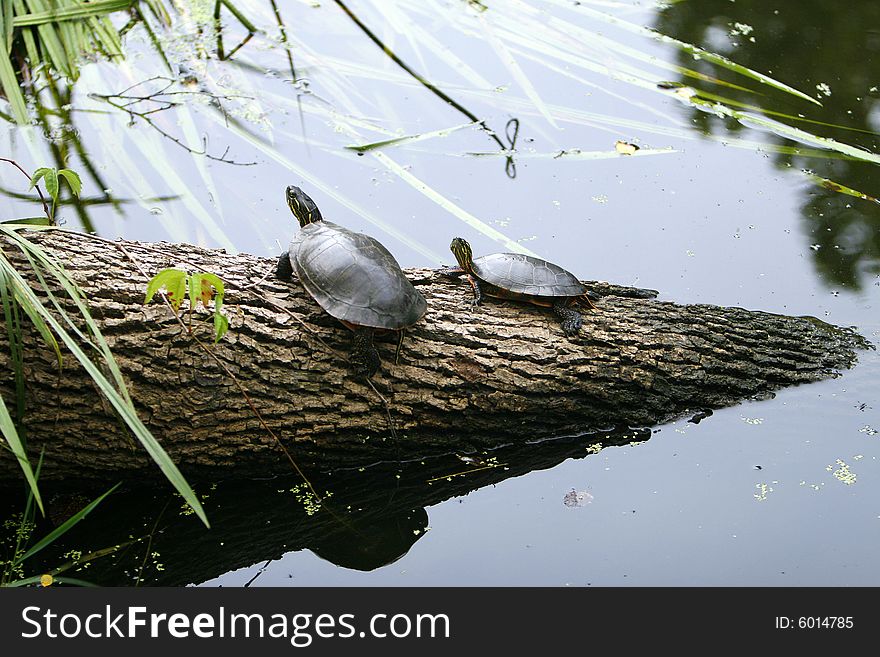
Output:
[{"xmin": 1, "ymin": 1, "xmax": 878, "ymax": 586}]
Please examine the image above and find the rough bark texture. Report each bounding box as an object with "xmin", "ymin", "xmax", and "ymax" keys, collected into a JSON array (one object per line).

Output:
[{"xmin": 0, "ymin": 229, "xmax": 872, "ymax": 485}]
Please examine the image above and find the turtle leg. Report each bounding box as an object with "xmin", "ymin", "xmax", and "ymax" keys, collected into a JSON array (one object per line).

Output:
[
  {"xmin": 437, "ymin": 265, "xmax": 466, "ymax": 278},
  {"xmin": 276, "ymin": 252, "xmax": 293, "ymax": 280},
  {"xmin": 553, "ymin": 299, "xmax": 582, "ymax": 336},
  {"xmin": 467, "ymin": 275, "xmax": 483, "ymax": 307},
  {"xmin": 394, "ymin": 328, "xmax": 406, "ymax": 365},
  {"xmin": 350, "ymin": 327, "xmax": 381, "ymax": 379}
]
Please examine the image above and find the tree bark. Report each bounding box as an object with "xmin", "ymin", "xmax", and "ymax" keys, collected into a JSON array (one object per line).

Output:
[{"xmin": 0, "ymin": 229, "xmax": 872, "ymax": 484}]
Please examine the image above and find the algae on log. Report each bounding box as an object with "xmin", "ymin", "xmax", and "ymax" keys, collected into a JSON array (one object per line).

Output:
[{"xmin": 0, "ymin": 229, "xmax": 872, "ymax": 484}]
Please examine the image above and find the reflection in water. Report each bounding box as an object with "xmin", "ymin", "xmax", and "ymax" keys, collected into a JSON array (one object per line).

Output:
[
  {"xmin": 16, "ymin": 428, "xmax": 650, "ymax": 585},
  {"xmin": 309, "ymin": 509, "xmax": 429, "ymax": 572},
  {"xmin": 655, "ymin": 0, "xmax": 880, "ymax": 289},
  {"xmin": 0, "ymin": 77, "xmax": 131, "ymax": 233}
]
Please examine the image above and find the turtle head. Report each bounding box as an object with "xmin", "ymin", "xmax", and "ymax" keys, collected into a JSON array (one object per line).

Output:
[
  {"xmin": 450, "ymin": 237, "xmax": 475, "ymax": 273},
  {"xmin": 286, "ymin": 185, "xmax": 324, "ymax": 227}
]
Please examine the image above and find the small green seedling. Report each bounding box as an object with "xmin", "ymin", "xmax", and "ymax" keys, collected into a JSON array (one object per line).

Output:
[
  {"xmin": 145, "ymin": 269, "xmax": 229, "ymax": 343},
  {"xmin": 28, "ymin": 167, "xmax": 82, "ymax": 225}
]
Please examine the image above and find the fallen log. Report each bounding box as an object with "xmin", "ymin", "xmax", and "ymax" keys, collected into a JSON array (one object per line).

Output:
[{"xmin": 0, "ymin": 229, "xmax": 872, "ymax": 484}]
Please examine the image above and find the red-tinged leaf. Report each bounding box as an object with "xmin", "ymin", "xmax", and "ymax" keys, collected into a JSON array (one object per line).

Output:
[
  {"xmin": 200, "ymin": 277, "xmax": 214, "ymax": 306},
  {"xmin": 145, "ymin": 268, "xmax": 187, "ymax": 313}
]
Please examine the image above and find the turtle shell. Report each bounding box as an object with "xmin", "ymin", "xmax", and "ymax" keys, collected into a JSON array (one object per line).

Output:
[
  {"xmin": 471, "ymin": 252, "xmax": 586, "ymax": 297},
  {"xmin": 289, "ymin": 221, "xmax": 427, "ymax": 330}
]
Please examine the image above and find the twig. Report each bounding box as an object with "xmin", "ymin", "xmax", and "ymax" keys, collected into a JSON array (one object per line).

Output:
[
  {"xmin": 134, "ymin": 497, "xmax": 171, "ymax": 587},
  {"xmin": 88, "ymin": 77, "xmax": 257, "ymax": 166},
  {"xmin": 331, "ymin": 0, "xmax": 520, "ymax": 177},
  {"xmin": 0, "ymin": 158, "xmax": 52, "ymax": 220}
]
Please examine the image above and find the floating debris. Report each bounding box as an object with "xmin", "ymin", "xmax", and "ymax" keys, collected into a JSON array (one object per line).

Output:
[
  {"xmin": 827, "ymin": 459, "xmax": 857, "ymax": 485},
  {"xmin": 615, "ymin": 140, "xmax": 640, "ymax": 155},
  {"xmin": 563, "ymin": 489, "xmax": 594, "ymax": 508},
  {"xmin": 753, "ymin": 482, "xmax": 773, "ymax": 501}
]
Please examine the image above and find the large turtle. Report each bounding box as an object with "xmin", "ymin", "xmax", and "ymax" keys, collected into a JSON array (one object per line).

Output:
[
  {"xmin": 276, "ymin": 186, "xmax": 427, "ymax": 378},
  {"xmin": 447, "ymin": 237, "xmax": 596, "ymax": 336}
]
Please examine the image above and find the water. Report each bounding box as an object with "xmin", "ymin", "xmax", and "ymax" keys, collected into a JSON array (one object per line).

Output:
[{"xmin": 1, "ymin": 0, "xmax": 878, "ymax": 587}]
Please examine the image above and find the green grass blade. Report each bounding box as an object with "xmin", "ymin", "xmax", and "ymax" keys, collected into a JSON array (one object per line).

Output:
[
  {"xmin": 142, "ymin": 0, "xmax": 171, "ymax": 25},
  {"xmin": 203, "ymin": 108, "xmax": 446, "ymax": 263},
  {"xmin": 177, "ymin": 104, "xmax": 224, "ymax": 216},
  {"xmin": 371, "ymin": 149, "xmax": 539, "ymax": 257},
  {"xmin": 11, "ymin": 0, "xmax": 40, "ymax": 72},
  {"xmin": 0, "ymin": 247, "xmax": 63, "ymax": 365},
  {"xmin": 0, "ymin": 268, "xmax": 27, "ymax": 420},
  {"xmin": 0, "ymin": 229, "xmax": 208, "ymax": 527},
  {"xmin": 19, "ymin": 0, "xmax": 74, "ymax": 78},
  {"xmin": 684, "ymin": 88, "xmax": 880, "ymax": 138},
  {"xmin": 87, "ymin": 15, "xmax": 124, "ymax": 59},
  {"xmin": 464, "ymin": 146, "xmax": 678, "ymax": 160},
  {"xmin": 2, "ymin": 217, "xmax": 54, "ymax": 225},
  {"xmin": 802, "ymin": 172, "xmax": 880, "ymax": 205},
  {"xmin": 5, "ymin": 575, "xmax": 98, "ymax": 587},
  {"xmin": 345, "ymin": 121, "xmax": 478, "ymax": 153},
  {"xmin": 680, "ymin": 94, "xmax": 880, "ymax": 165},
  {"xmin": 0, "ymin": 395, "xmax": 44, "ymax": 515},
  {"xmin": 376, "ymin": 1, "xmax": 494, "ymax": 89},
  {"xmin": 1, "ymin": 1, "xmax": 12, "ymax": 50},
  {"xmin": 556, "ymin": 0, "xmax": 821, "ymax": 105},
  {"xmin": 15, "ymin": 483, "xmax": 120, "ymax": 565},
  {"xmin": 0, "ymin": 40, "xmax": 29, "ymax": 123},
  {"xmin": 12, "ymin": 0, "xmax": 134, "ymax": 26},
  {"xmin": 11, "ymin": 234, "xmax": 128, "ymax": 395},
  {"xmin": 477, "ymin": 12, "xmax": 558, "ymax": 129}
]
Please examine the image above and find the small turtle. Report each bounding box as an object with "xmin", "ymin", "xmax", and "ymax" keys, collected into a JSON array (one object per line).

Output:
[
  {"xmin": 446, "ymin": 237, "xmax": 596, "ymax": 336},
  {"xmin": 276, "ymin": 186, "xmax": 427, "ymax": 377}
]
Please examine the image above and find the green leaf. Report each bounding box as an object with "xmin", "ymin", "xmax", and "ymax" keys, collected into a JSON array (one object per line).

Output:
[
  {"xmin": 187, "ymin": 272, "xmax": 202, "ymax": 311},
  {"xmin": 0, "ymin": 395, "xmax": 43, "ymax": 516},
  {"xmin": 1, "ymin": 229, "xmax": 208, "ymax": 528},
  {"xmin": 145, "ymin": 268, "xmax": 187, "ymax": 312},
  {"xmin": 29, "ymin": 167, "xmax": 50, "ymax": 188},
  {"xmin": 1, "ymin": 217, "xmax": 53, "ymax": 226},
  {"xmin": 188, "ymin": 273, "xmax": 228, "ymax": 342},
  {"xmin": 15, "ymin": 483, "xmax": 120, "ymax": 565},
  {"xmin": 214, "ymin": 311, "xmax": 229, "ymax": 343},
  {"xmin": 57, "ymin": 169, "xmax": 82, "ymax": 197},
  {"xmin": 188, "ymin": 272, "xmax": 225, "ymax": 309},
  {"xmin": 30, "ymin": 167, "xmax": 58, "ymax": 202}
]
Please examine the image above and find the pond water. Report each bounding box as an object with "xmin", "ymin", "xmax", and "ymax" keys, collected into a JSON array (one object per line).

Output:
[{"xmin": 1, "ymin": 0, "xmax": 879, "ymax": 586}]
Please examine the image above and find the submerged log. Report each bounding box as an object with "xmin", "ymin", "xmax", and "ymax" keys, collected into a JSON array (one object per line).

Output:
[{"xmin": 0, "ymin": 229, "xmax": 872, "ymax": 484}]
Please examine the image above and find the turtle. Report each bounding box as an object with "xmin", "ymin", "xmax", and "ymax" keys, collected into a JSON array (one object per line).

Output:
[
  {"xmin": 446, "ymin": 237, "xmax": 596, "ymax": 336},
  {"xmin": 276, "ymin": 186, "xmax": 427, "ymax": 378}
]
